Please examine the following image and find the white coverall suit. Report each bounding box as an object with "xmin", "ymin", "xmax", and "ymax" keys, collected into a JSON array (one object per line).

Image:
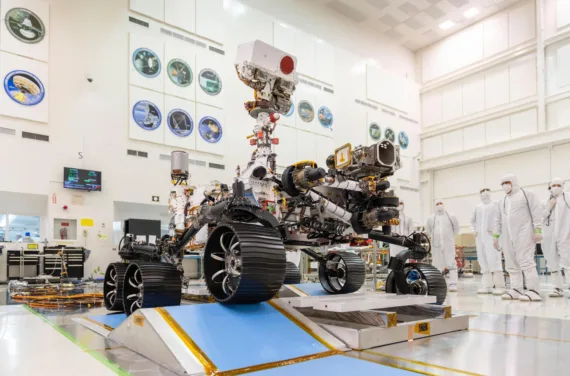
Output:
[
  {"xmin": 494, "ymin": 174, "xmax": 543, "ymax": 301},
  {"xmin": 390, "ymin": 210, "xmax": 414, "ymax": 257},
  {"xmin": 541, "ymin": 178, "xmax": 570, "ymax": 297},
  {"xmin": 427, "ymin": 208, "xmax": 460, "ymax": 289},
  {"xmin": 471, "ymin": 195, "xmax": 505, "ymax": 295}
]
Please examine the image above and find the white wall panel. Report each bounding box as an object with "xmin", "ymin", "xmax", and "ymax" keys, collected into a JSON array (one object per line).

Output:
[
  {"xmin": 510, "ymin": 108, "xmax": 537, "ymax": 139},
  {"xmin": 484, "ymin": 148, "xmax": 550, "ymax": 188},
  {"xmin": 367, "ymin": 65, "xmax": 410, "ymax": 112},
  {"xmin": 421, "ymin": 91, "xmax": 442, "ymax": 127},
  {"xmin": 130, "ymin": 0, "xmax": 164, "ymax": 20},
  {"xmin": 556, "ymin": 43, "xmax": 570, "ymax": 89},
  {"xmin": 442, "ymin": 129, "xmax": 463, "ymax": 155},
  {"xmin": 509, "ymin": 56, "xmax": 536, "ymax": 101},
  {"xmin": 275, "ymin": 125, "xmax": 297, "ymax": 167},
  {"xmin": 508, "ymin": 2, "xmax": 535, "ymax": 47},
  {"xmin": 441, "ymin": 84, "xmax": 463, "ymax": 122},
  {"xmin": 316, "ymin": 135, "xmax": 335, "ymax": 167},
  {"xmin": 295, "ymin": 30, "xmax": 316, "ymax": 78},
  {"xmin": 195, "ymin": 0, "xmax": 225, "ymax": 43},
  {"xmin": 296, "ymin": 130, "xmax": 318, "ymax": 162},
  {"xmin": 485, "ymin": 116, "xmax": 510, "ymax": 144},
  {"xmin": 273, "ymin": 22, "xmax": 297, "ymax": 58},
  {"xmin": 463, "ymin": 123, "xmax": 486, "ymax": 150},
  {"xmin": 165, "ymin": 0, "xmax": 195, "ymax": 33},
  {"xmin": 483, "ymin": 12, "xmax": 509, "ymax": 58},
  {"xmin": 485, "ymin": 67, "xmax": 510, "ymax": 109},
  {"xmin": 434, "ymin": 162, "xmax": 485, "ymax": 199},
  {"xmin": 462, "ymin": 78, "xmax": 485, "ymax": 116},
  {"xmin": 395, "ymin": 156, "xmax": 412, "ymax": 182},
  {"xmin": 546, "ymin": 97, "xmax": 570, "ymax": 130},
  {"xmin": 422, "ymin": 135, "xmax": 443, "ymax": 159},
  {"xmin": 551, "ymin": 142, "xmax": 570, "ymax": 180},
  {"xmin": 315, "ymin": 40, "xmax": 335, "ymax": 84},
  {"xmin": 556, "ymin": 0, "xmax": 570, "ymax": 28}
]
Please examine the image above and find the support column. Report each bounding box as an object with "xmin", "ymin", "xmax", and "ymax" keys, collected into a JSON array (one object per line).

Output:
[{"xmin": 536, "ymin": 0, "xmax": 547, "ymax": 132}]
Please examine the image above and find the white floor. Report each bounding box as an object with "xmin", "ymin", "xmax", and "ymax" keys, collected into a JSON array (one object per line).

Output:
[
  {"xmin": 446, "ymin": 274, "xmax": 570, "ymax": 320},
  {"xmin": 0, "ymin": 305, "xmax": 116, "ymax": 376}
]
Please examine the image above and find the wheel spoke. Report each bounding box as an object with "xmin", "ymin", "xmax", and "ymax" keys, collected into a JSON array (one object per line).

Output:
[
  {"xmin": 212, "ymin": 269, "xmax": 226, "ymax": 282},
  {"xmin": 130, "ymin": 300, "xmax": 138, "ymax": 313},
  {"xmin": 106, "ymin": 281, "xmax": 116, "ymax": 287},
  {"xmin": 126, "ymin": 293, "xmax": 138, "ymax": 300},
  {"xmin": 230, "ymin": 241, "xmax": 240, "ymax": 253},
  {"xmin": 222, "ymin": 275, "xmax": 229, "ymax": 295},
  {"xmin": 220, "ymin": 232, "xmax": 229, "ymax": 253},
  {"xmin": 211, "ymin": 252, "xmax": 225, "ymax": 262},
  {"xmin": 128, "ymin": 278, "xmax": 138, "ymax": 289},
  {"xmin": 110, "ymin": 269, "xmax": 116, "ymax": 282},
  {"xmin": 134, "ymin": 269, "xmax": 142, "ymax": 284},
  {"xmin": 106, "ymin": 290, "xmax": 116, "ymax": 299}
]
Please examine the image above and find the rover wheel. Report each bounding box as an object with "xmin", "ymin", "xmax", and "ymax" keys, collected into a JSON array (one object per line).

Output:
[
  {"xmin": 122, "ymin": 262, "xmax": 182, "ymax": 316},
  {"xmin": 103, "ymin": 263, "xmax": 128, "ymax": 311},
  {"xmin": 318, "ymin": 252, "xmax": 365, "ymax": 294},
  {"xmin": 284, "ymin": 261, "xmax": 302, "ymax": 285},
  {"xmin": 204, "ymin": 222, "xmax": 286, "ymax": 304},
  {"xmin": 385, "ymin": 263, "xmax": 447, "ymax": 305}
]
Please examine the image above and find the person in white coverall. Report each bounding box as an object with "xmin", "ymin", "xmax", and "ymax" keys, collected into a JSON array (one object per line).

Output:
[
  {"xmin": 493, "ymin": 174, "xmax": 543, "ymax": 301},
  {"xmin": 541, "ymin": 178, "xmax": 570, "ymax": 297},
  {"xmin": 390, "ymin": 201, "xmax": 414, "ymax": 258},
  {"xmin": 471, "ymin": 188, "xmax": 506, "ymax": 295},
  {"xmin": 426, "ymin": 200, "xmax": 460, "ymax": 292}
]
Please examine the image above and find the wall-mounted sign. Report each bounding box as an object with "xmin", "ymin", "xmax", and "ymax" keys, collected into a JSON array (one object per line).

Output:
[
  {"xmin": 5, "ymin": 8, "xmax": 46, "ymax": 44},
  {"xmin": 4, "ymin": 70, "xmax": 45, "ymax": 106},
  {"xmin": 317, "ymin": 106, "xmax": 333, "ymax": 128},
  {"xmin": 132, "ymin": 47, "xmax": 161, "ymax": 78},
  {"xmin": 132, "ymin": 100, "xmax": 162, "ymax": 130},
  {"xmin": 369, "ymin": 123, "xmax": 381, "ymax": 140},
  {"xmin": 167, "ymin": 59, "xmax": 192, "ymax": 87},
  {"xmin": 167, "ymin": 109, "xmax": 193, "ymax": 137},
  {"xmin": 298, "ymin": 100, "xmax": 314, "ymax": 122},
  {"xmin": 199, "ymin": 116, "xmax": 222, "ymax": 143},
  {"xmin": 199, "ymin": 68, "xmax": 222, "ymax": 96}
]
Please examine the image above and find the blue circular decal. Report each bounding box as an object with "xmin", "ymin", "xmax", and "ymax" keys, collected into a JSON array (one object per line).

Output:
[
  {"xmin": 199, "ymin": 116, "xmax": 222, "ymax": 143},
  {"xmin": 398, "ymin": 131, "xmax": 409, "ymax": 150},
  {"xmin": 132, "ymin": 47, "xmax": 161, "ymax": 78},
  {"xmin": 132, "ymin": 100, "xmax": 162, "ymax": 130},
  {"xmin": 4, "ymin": 70, "xmax": 45, "ymax": 106},
  {"xmin": 317, "ymin": 106, "xmax": 333, "ymax": 128},
  {"xmin": 284, "ymin": 102, "xmax": 294, "ymax": 117},
  {"xmin": 167, "ymin": 109, "xmax": 193, "ymax": 137}
]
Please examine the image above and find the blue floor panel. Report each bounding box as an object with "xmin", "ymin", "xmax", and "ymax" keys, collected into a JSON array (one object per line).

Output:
[
  {"xmin": 88, "ymin": 313, "xmax": 126, "ymax": 329},
  {"xmin": 164, "ymin": 303, "xmax": 329, "ymax": 372},
  {"xmin": 248, "ymin": 355, "xmax": 417, "ymax": 375},
  {"xmin": 291, "ymin": 283, "xmax": 330, "ymax": 296}
]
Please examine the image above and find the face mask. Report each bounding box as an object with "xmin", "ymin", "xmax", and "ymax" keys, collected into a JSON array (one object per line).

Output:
[
  {"xmin": 502, "ymin": 184, "xmax": 512, "ymax": 194},
  {"xmin": 435, "ymin": 205, "xmax": 444, "ymax": 213},
  {"xmin": 481, "ymin": 191, "xmax": 491, "ymax": 201},
  {"xmin": 552, "ymin": 187, "xmax": 563, "ymax": 196},
  {"xmin": 398, "ymin": 205, "xmax": 404, "ymax": 212}
]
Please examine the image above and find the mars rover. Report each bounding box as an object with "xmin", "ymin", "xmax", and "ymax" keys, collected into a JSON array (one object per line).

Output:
[{"xmin": 104, "ymin": 40, "xmax": 446, "ymax": 316}]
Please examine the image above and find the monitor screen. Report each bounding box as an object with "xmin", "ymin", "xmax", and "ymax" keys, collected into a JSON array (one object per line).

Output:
[{"xmin": 63, "ymin": 167, "xmax": 102, "ymax": 191}]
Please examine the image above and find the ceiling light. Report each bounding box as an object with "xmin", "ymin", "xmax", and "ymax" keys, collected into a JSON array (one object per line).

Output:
[
  {"xmin": 439, "ymin": 20, "xmax": 455, "ymax": 30},
  {"xmin": 463, "ymin": 7, "xmax": 479, "ymax": 18}
]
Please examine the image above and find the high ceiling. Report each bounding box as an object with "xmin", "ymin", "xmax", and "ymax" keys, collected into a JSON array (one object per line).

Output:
[{"xmin": 310, "ymin": 0, "xmax": 522, "ymax": 51}]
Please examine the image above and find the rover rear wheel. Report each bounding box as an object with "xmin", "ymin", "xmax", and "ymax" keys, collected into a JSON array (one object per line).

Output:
[
  {"xmin": 103, "ymin": 263, "xmax": 128, "ymax": 311},
  {"xmin": 204, "ymin": 222, "xmax": 286, "ymax": 304},
  {"xmin": 122, "ymin": 262, "xmax": 182, "ymax": 316},
  {"xmin": 385, "ymin": 263, "xmax": 447, "ymax": 305},
  {"xmin": 318, "ymin": 252, "xmax": 365, "ymax": 294}
]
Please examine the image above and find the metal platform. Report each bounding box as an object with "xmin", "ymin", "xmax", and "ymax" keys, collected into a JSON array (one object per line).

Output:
[{"xmin": 75, "ymin": 299, "xmax": 421, "ymax": 375}]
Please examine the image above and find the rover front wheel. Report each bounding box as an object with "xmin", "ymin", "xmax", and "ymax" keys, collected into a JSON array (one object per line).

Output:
[
  {"xmin": 284, "ymin": 261, "xmax": 302, "ymax": 284},
  {"xmin": 204, "ymin": 222, "xmax": 286, "ymax": 304}
]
